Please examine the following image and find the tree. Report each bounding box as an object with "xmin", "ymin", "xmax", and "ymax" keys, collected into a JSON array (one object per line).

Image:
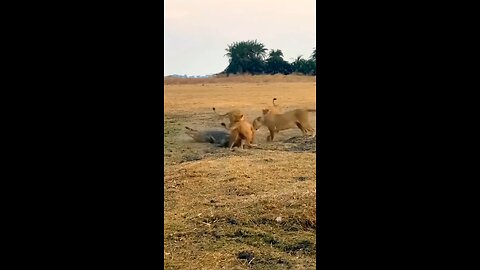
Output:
[
  {"xmin": 291, "ymin": 56, "xmax": 307, "ymax": 74},
  {"xmin": 222, "ymin": 41, "xmax": 316, "ymax": 76},
  {"xmin": 309, "ymin": 48, "xmax": 316, "ymax": 75},
  {"xmin": 224, "ymin": 40, "xmax": 267, "ymax": 75},
  {"xmin": 269, "ymin": 49, "xmax": 283, "ymax": 59},
  {"xmin": 306, "ymin": 59, "xmax": 316, "ymax": 75},
  {"xmin": 290, "ymin": 55, "xmax": 315, "ymax": 75},
  {"xmin": 265, "ymin": 49, "xmax": 292, "ymax": 75}
]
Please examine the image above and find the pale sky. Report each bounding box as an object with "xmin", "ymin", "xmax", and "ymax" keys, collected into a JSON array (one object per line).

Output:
[{"xmin": 164, "ymin": 0, "xmax": 316, "ymax": 76}]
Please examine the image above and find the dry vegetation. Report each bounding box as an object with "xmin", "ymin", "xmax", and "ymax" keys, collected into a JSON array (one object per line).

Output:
[
  {"xmin": 164, "ymin": 75, "xmax": 316, "ymax": 269},
  {"xmin": 164, "ymin": 74, "xmax": 316, "ymax": 85}
]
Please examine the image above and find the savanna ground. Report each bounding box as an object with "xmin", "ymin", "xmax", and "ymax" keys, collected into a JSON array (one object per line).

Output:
[{"xmin": 164, "ymin": 75, "xmax": 317, "ymax": 269}]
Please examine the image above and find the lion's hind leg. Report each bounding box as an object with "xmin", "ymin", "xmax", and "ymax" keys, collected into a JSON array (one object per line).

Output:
[
  {"xmin": 302, "ymin": 122, "xmax": 316, "ymax": 136},
  {"xmin": 295, "ymin": 121, "xmax": 308, "ymax": 136},
  {"xmin": 229, "ymin": 131, "xmax": 240, "ymax": 150}
]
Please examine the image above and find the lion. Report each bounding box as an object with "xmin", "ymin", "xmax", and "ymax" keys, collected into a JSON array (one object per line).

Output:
[
  {"xmin": 253, "ymin": 108, "xmax": 316, "ymax": 142},
  {"xmin": 220, "ymin": 114, "xmax": 256, "ymax": 149},
  {"xmin": 212, "ymin": 107, "xmax": 243, "ymax": 127}
]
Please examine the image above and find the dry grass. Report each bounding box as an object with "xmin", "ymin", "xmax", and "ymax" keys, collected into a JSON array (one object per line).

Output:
[
  {"xmin": 164, "ymin": 74, "xmax": 316, "ymax": 85},
  {"xmin": 164, "ymin": 76, "xmax": 316, "ymax": 269}
]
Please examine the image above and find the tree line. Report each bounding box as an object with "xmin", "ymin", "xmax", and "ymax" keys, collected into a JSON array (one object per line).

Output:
[{"xmin": 222, "ymin": 40, "xmax": 316, "ymax": 76}]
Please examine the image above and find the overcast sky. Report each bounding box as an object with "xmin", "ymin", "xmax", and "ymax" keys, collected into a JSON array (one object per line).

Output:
[{"xmin": 164, "ymin": 0, "xmax": 316, "ymax": 76}]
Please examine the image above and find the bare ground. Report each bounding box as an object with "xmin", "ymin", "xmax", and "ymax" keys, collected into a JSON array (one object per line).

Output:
[{"xmin": 164, "ymin": 76, "xmax": 316, "ymax": 269}]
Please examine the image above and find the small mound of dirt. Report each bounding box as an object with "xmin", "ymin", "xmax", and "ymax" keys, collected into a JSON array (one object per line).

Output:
[
  {"xmin": 284, "ymin": 135, "xmax": 316, "ymax": 144},
  {"xmin": 252, "ymin": 136, "xmax": 316, "ymax": 152},
  {"xmin": 284, "ymin": 136, "xmax": 316, "ymax": 152}
]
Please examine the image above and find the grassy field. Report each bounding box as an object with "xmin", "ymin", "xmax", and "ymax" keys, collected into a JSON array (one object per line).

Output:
[{"xmin": 164, "ymin": 75, "xmax": 317, "ymax": 269}]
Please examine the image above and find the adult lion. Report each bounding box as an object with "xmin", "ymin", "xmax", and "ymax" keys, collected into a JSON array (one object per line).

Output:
[{"xmin": 253, "ymin": 108, "xmax": 316, "ymax": 141}]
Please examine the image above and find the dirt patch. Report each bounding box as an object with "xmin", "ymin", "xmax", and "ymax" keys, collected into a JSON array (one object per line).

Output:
[
  {"xmin": 283, "ymin": 136, "xmax": 316, "ymax": 152},
  {"xmin": 250, "ymin": 136, "xmax": 316, "ymax": 153}
]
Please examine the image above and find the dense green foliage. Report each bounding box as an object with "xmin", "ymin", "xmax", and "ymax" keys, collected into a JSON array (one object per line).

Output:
[{"xmin": 224, "ymin": 40, "xmax": 316, "ymax": 76}]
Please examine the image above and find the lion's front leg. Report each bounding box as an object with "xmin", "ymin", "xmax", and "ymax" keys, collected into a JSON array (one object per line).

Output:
[{"xmin": 267, "ymin": 128, "xmax": 275, "ymax": 142}]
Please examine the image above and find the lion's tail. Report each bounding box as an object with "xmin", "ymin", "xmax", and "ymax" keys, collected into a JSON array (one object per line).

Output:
[{"xmin": 307, "ymin": 109, "xmax": 316, "ymax": 112}]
